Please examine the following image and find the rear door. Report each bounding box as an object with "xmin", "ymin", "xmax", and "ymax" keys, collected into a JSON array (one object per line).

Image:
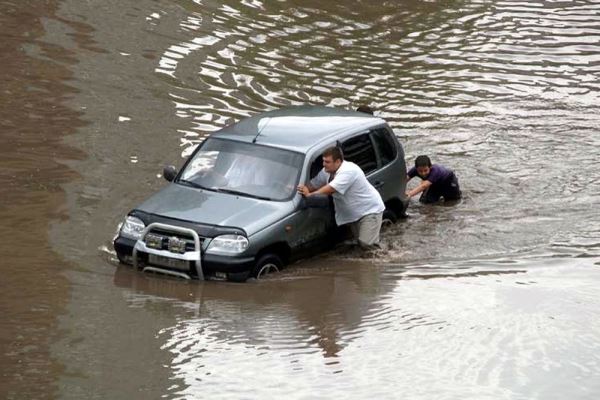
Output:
[
  {"xmin": 340, "ymin": 131, "xmax": 386, "ymax": 195},
  {"xmin": 340, "ymin": 126, "xmax": 404, "ymax": 202},
  {"xmin": 368, "ymin": 126, "xmax": 404, "ymax": 201}
]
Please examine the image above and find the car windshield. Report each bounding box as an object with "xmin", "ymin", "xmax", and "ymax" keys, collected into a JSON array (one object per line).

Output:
[{"xmin": 178, "ymin": 138, "xmax": 304, "ymax": 201}]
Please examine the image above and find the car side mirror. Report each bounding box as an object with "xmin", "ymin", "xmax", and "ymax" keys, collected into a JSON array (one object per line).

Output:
[
  {"xmin": 163, "ymin": 165, "xmax": 178, "ymax": 182},
  {"xmin": 302, "ymin": 194, "xmax": 331, "ymax": 209}
]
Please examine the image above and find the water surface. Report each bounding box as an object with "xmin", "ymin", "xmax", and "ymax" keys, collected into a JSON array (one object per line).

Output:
[{"xmin": 1, "ymin": 0, "xmax": 600, "ymax": 399}]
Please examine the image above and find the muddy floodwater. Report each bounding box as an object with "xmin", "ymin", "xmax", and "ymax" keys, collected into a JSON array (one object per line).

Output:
[{"xmin": 2, "ymin": 0, "xmax": 600, "ymax": 399}]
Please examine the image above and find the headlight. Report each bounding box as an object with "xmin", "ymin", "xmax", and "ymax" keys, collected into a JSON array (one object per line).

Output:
[
  {"xmin": 206, "ymin": 234, "xmax": 249, "ymax": 255},
  {"xmin": 120, "ymin": 216, "xmax": 145, "ymax": 240}
]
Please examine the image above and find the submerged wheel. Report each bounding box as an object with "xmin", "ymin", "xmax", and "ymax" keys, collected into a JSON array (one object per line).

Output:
[
  {"xmin": 116, "ymin": 251, "xmax": 129, "ymax": 265},
  {"xmin": 382, "ymin": 209, "xmax": 398, "ymax": 226},
  {"xmin": 251, "ymin": 254, "xmax": 282, "ymax": 279}
]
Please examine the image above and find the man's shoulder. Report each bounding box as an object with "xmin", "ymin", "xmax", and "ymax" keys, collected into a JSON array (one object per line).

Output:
[
  {"xmin": 331, "ymin": 161, "xmax": 361, "ymax": 187},
  {"xmin": 427, "ymin": 164, "xmax": 453, "ymax": 183},
  {"xmin": 431, "ymin": 164, "xmax": 453, "ymax": 176},
  {"xmin": 432, "ymin": 163, "xmax": 449, "ymax": 171},
  {"xmin": 340, "ymin": 160, "xmax": 361, "ymax": 173}
]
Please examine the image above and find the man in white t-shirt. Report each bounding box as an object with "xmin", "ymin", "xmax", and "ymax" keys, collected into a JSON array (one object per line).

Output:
[{"xmin": 297, "ymin": 146, "xmax": 385, "ymax": 249}]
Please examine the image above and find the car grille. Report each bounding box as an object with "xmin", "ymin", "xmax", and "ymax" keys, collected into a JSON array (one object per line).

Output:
[{"xmin": 144, "ymin": 228, "xmax": 204, "ymax": 253}]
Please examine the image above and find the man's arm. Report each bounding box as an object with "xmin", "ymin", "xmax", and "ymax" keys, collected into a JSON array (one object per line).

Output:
[
  {"xmin": 406, "ymin": 180, "xmax": 432, "ymax": 199},
  {"xmin": 297, "ymin": 184, "xmax": 336, "ymax": 197}
]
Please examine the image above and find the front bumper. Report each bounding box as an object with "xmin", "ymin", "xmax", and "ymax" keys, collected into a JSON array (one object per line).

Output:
[{"xmin": 114, "ymin": 235, "xmax": 255, "ymax": 277}]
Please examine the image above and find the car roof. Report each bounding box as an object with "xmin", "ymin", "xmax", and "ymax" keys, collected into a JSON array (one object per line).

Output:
[{"xmin": 210, "ymin": 105, "xmax": 386, "ymax": 153}]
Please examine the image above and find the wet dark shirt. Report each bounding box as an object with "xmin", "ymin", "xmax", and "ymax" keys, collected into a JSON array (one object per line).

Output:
[{"xmin": 408, "ymin": 164, "xmax": 454, "ymax": 185}]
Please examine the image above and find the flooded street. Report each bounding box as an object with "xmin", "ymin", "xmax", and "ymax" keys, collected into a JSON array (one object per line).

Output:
[{"xmin": 2, "ymin": 0, "xmax": 600, "ymax": 398}]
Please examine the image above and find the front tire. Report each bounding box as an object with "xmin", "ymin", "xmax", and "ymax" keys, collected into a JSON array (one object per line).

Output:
[
  {"xmin": 116, "ymin": 251, "xmax": 129, "ymax": 265},
  {"xmin": 251, "ymin": 254, "xmax": 282, "ymax": 279},
  {"xmin": 382, "ymin": 209, "xmax": 398, "ymax": 226}
]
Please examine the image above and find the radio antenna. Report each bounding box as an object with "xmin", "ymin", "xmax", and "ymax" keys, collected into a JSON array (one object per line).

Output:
[{"xmin": 253, "ymin": 117, "xmax": 271, "ymax": 143}]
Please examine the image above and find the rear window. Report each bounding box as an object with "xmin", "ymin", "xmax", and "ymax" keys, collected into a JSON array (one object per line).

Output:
[{"xmin": 370, "ymin": 128, "xmax": 397, "ymax": 167}]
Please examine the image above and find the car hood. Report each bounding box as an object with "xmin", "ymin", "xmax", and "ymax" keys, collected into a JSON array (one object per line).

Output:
[{"xmin": 136, "ymin": 183, "xmax": 296, "ymax": 236}]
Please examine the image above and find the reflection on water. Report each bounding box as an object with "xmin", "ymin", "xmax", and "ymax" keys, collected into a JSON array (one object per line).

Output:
[
  {"xmin": 0, "ymin": 2, "xmax": 89, "ymax": 398},
  {"xmin": 2, "ymin": 0, "xmax": 600, "ymax": 398},
  {"xmin": 110, "ymin": 255, "xmax": 600, "ymax": 399}
]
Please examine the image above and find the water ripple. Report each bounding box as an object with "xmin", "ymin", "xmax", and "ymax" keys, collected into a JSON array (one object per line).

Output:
[{"xmin": 147, "ymin": 1, "xmax": 600, "ymax": 163}]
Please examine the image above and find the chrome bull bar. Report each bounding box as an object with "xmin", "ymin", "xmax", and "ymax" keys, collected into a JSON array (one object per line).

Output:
[{"xmin": 132, "ymin": 222, "xmax": 204, "ymax": 280}]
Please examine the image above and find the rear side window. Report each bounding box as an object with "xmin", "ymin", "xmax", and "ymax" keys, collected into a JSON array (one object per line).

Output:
[
  {"xmin": 341, "ymin": 134, "xmax": 377, "ymax": 174},
  {"xmin": 370, "ymin": 128, "xmax": 397, "ymax": 167}
]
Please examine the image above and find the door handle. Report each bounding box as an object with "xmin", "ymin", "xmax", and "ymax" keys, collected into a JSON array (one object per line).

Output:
[{"xmin": 373, "ymin": 181, "xmax": 384, "ymax": 189}]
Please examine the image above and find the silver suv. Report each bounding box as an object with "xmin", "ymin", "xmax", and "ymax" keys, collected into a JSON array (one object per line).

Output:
[{"xmin": 114, "ymin": 106, "xmax": 408, "ymax": 281}]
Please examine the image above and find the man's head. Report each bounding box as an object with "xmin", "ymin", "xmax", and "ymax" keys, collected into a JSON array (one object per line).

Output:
[
  {"xmin": 415, "ymin": 155, "xmax": 432, "ymax": 178},
  {"xmin": 322, "ymin": 146, "xmax": 344, "ymax": 174}
]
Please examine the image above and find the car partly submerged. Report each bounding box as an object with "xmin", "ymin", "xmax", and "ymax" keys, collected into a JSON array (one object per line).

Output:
[{"xmin": 114, "ymin": 105, "xmax": 408, "ymax": 281}]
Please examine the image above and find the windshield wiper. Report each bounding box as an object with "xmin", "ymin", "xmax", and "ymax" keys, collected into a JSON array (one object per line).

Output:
[
  {"xmin": 213, "ymin": 188, "xmax": 274, "ymax": 201},
  {"xmin": 177, "ymin": 179, "xmax": 211, "ymax": 190}
]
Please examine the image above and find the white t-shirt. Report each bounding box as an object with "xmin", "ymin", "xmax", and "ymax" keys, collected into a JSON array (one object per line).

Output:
[{"xmin": 310, "ymin": 161, "xmax": 385, "ymax": 225}]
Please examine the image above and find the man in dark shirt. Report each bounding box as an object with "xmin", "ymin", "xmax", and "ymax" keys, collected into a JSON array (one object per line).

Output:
[{"xmin": 406, "ymin": 155, "xmax": 461, "ymax": 203}]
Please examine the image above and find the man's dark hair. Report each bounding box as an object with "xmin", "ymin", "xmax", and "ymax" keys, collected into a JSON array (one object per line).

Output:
[
  {"xmin": 323, "ymin": 146, "xmax": 344, "ymax": 161},
  {"xmin": 356, "ymin": 105, "xmax": 374, "ymax": 115},
  {"xmin": 415, "ymin": 155, "xmax": 432, "ymax": 168}
]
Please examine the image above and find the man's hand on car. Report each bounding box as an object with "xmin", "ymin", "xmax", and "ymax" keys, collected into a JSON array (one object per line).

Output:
[{"xmin": 297, "ymin": 184, "xmax": 311, "ymax": 197}]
